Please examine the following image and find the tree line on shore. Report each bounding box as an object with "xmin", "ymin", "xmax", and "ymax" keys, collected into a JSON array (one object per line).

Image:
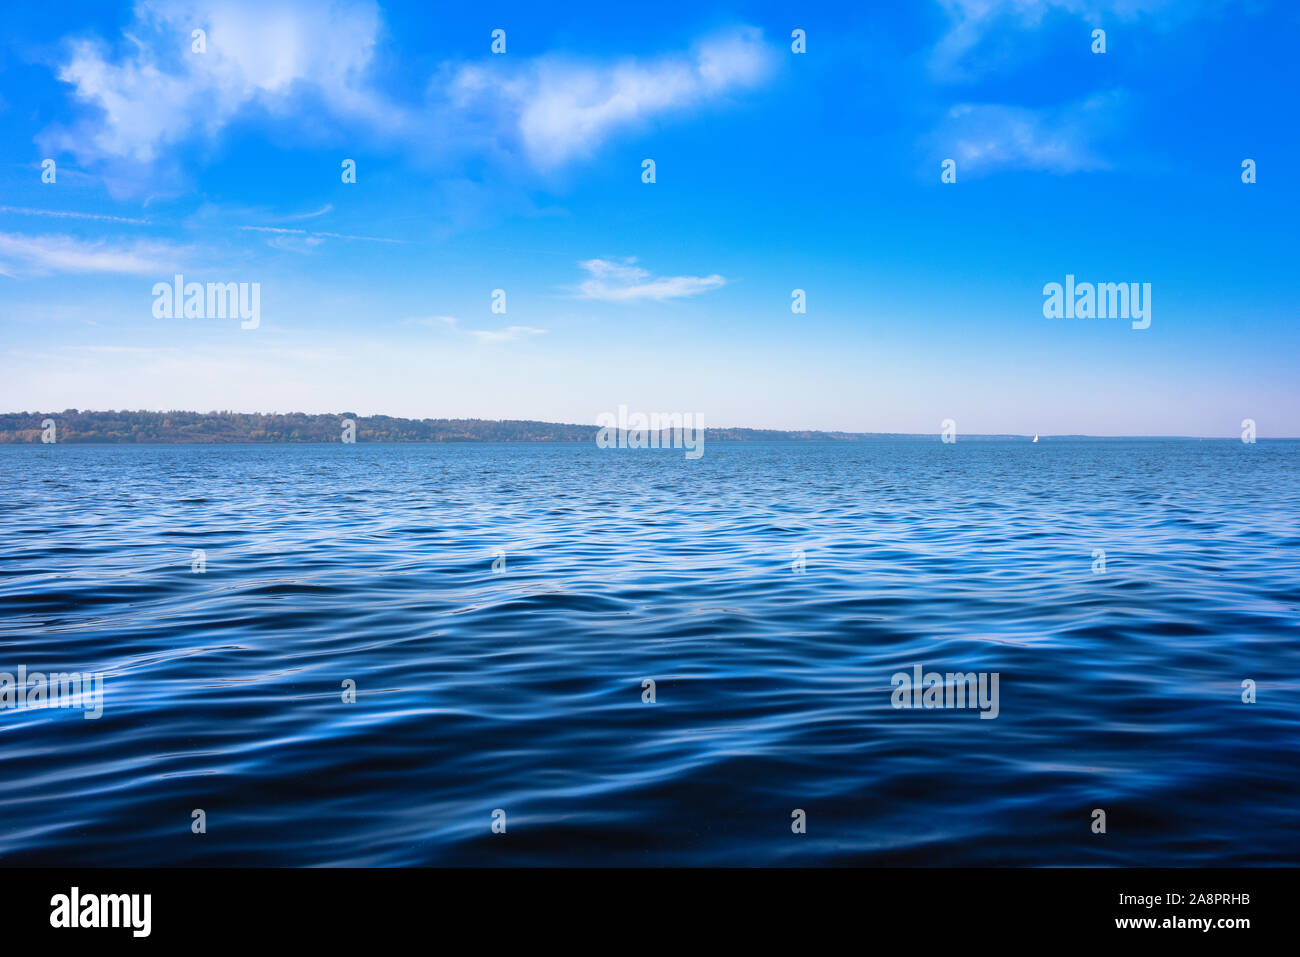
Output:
[{"xmin": 0, "ymin": 410, "xmax": 914, "ymax": 443}]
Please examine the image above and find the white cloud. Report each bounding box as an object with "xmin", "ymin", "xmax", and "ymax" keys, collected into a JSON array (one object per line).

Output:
[
  {"xmin": 402, "ymin": 315, "xmax": 459, "ymax": 328},
  {"xmin": 0, "ymin": 206, "xmax": 152, "ymax": 225},
  {"xmin": 470, "ymin": 326, "xmax": 546, "ymax": 343},
  {"xmin": 45, "ymin": 8, "xmax": 772, "ymax": 178},
  {"xmin": 930, "ymin": 0, "xmax": 1176, "ymax": 78},
  {"xmin": 239, "ymin": 225, "xmax": 404, "ymax": 244},
  {"xmin": 574, "ymin": 258, "xmax": 726, "ymax": 302},
  {"xmin": 934, "ymin": 95, "xmax": 1120, "ymax": 175},
  {"xmin": 283, "ymin": 204, "xmax": 335, "ymax": 221},
  {"xmin": 262, "ymin": 232, "xmax": 324, "ymax": 253},
  {"xmin": 449, "ymin": 27, "xmax": 776, "ymax": 168},
  {"xmin": 47, "ymin": 0, "xmax": 398, "ymax": 167},
  {"xmin": 0, "ymin": 232, "xmax": 190, "ymax": 276},
  {"xmin": 401, "ymin": 315, "xmax": 537, "ymax": 342}
]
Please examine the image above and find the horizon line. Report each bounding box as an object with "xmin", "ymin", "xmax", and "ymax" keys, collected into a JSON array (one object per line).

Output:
[{"xmin": 0, "ymin": 409, "xmax": 1293, "ymax": 441}]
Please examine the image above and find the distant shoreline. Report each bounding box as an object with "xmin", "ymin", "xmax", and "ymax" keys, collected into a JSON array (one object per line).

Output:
[{"xmin": 0, "ymin": 411, "xmax": 1287, "ymax": 443}]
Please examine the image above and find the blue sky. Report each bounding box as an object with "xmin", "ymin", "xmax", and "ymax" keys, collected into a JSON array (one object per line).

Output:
[{"xmin": 0, "ymin": 0, "xmax": 1296, "ymax": 435}]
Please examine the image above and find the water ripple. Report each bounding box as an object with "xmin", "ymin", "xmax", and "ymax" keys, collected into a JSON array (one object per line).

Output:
[{"xmin": 0, "ymin": 440, "xmax": 1297, "ymax": 865}]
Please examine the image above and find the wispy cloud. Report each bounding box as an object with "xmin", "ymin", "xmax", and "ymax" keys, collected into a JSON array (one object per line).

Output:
[
  {"xmin": 0, "ymin": 206, "xmax": 153, "ymax": 225},
  {"xmin": 0, "ymin": 232, "xmax": 190, "ymax": 276},
  {"xmin": 239, "ymin": 225, "xmax": 405, "ymax": 244},
  {"xmin": 401, "ymin": 315, "xmax": 539, "ymax": 343},
  {"xmin": 574, "ymin": 258, "xmax": 726, "ymax": 302},
  {"xmin": 933, "ymin": 94, "xmax": 1121, "ymax": 175},
  {"xmin": 402, "ymin": 315, "xmax": 459, "ymax": 328},
  {"xmin": 929, "ymin": 0, "xmax": 1174, "ymax": 79},
  {"xmin": 447, "ymin": 27, "xmax": 776, "ymax": 168},
  {"xmin": 470, "ymin": 325, "xmax": 546, "ymax": 343},
  {"xmin": 282, "ymin": 204, "xmax": 335, "ymax": 221}
]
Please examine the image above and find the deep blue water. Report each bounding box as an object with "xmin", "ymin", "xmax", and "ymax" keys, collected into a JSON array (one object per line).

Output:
[{"xmin": 0, "ymin": 440, "xmax": 1297, "ymax": 866}]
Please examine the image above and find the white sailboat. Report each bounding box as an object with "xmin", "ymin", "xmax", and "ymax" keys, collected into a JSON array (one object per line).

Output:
[{"xmin": 1032, "ymin": 434, "xmax": 1039, "ymax": 443}]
